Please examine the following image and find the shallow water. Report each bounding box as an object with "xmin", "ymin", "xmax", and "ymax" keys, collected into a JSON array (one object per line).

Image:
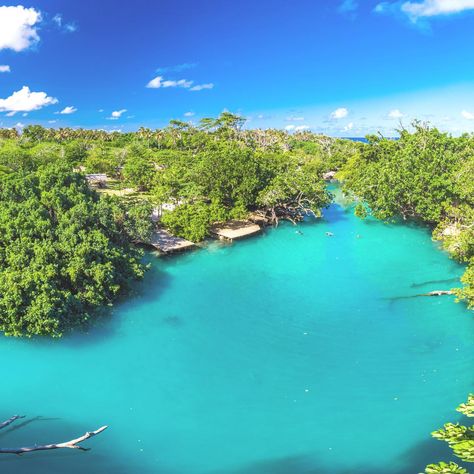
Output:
[{"xmin": 1, "ymin": 196, "xmax": 473, "ymax": 474}]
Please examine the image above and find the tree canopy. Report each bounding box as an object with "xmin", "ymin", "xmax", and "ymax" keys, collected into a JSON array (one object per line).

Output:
[
  {"xmin": 0, "ymin": 164, "xmax": 152, "ymax": 337},
  {"xmin": 339, "ymin": 123, "xmax": 474, "ymax": 309}
]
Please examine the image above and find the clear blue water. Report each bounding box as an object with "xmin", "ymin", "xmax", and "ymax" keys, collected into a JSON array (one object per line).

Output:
[{"xmin": 1, "ymin": 192, "xmax": 473, "ymax": 474}]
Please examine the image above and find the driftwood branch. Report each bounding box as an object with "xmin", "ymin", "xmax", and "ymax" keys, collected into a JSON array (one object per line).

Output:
[
  {"xmin": 386, "ymin": 290, "xmax": 454, "ymax": 302},
  {"xmin": 422, "ymin": 290, "xmax": 453, "ymax": 297},
  {"xmin": 0, "ymin": 416, "xmax": 25, "ymax": 430},
  {"xmin": 0, "ymin": 416, "xmax": 108, "ymax": 455}
]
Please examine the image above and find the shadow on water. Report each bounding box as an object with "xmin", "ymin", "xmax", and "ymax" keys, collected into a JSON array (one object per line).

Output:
[
  {"xmin": 0, "ymin": 417, "xmax": 60, "ymax": 440},
  {"xmin": 12, "ymin": 254, "xmax": 174, "ymax": 349},
  {"xmin": 410, "ymin": 278, "xmax": 459, "ymax": 289},
  {"xmin": 215, "ymin": 435, "xmax": 460, "ymax": 474},
  {"xmin": 0, "ymin": 414, "xmax": 465, "ymax": 474},
  {"xmin": 0, "ymin": 416, "xmax": 177, "ymax": 474}
]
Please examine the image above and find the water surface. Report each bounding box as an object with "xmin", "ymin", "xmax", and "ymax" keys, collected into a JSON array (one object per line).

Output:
[{"xmin": 1, "ymin": 196, "xmax": 473, "ymax": 474}]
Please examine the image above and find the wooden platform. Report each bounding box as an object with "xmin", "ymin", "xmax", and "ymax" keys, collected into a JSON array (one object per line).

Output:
[
  {"xmin": 211, "ymin": 220, "xmax": 261, "ymax": 241},
  {"xmin": 149, "ymin": 228, "xmax": 195, "ymax": 254}
]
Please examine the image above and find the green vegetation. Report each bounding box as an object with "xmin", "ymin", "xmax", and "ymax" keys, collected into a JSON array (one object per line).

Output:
[
  {"xmin": 1, "ymin": 115, "xmax": 474, "ymax": 471},
  {"xmin": 422, "ymin": 394, "xmax": 474, "ymax": 473},
  {"xmin": 424, "ymin": 462, "xmax": 467, "ymax": 474},
  {"xmin": 339, "ymin": 123, "xmax": 474, "ymax": 309},
  {"xmin": 0, "ymin": 164, "xmax": 152, "ymax": 337},
  {"xmin": 0, "ymin": 113, "xmax": 348, "ymax": 336}
]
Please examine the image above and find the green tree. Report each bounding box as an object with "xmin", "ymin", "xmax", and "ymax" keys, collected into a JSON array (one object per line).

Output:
[{"xmin": 0, "ymin": 164, "xmax": 148, "ymax": 337}]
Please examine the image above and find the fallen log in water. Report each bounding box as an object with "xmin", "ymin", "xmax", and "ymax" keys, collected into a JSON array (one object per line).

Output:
[
  {"xmin": 386, "ymin": 290, "xmax": 454, "ymax": 302},
  {"xmin": 422, "ymin": 290, "xmax": 454, "ymax": 297},
  {"xmin": 0, "ymin": 415, "xmax": 107, "ymax": 455}
]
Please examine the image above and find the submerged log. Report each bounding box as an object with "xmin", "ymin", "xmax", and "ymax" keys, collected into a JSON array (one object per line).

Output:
[
  {"xmin": 0, "ymin": 415, "xmax": 107, "ymax": 455},
  {"xmin": 422, "ymin": 290, "xmax": 454, "ymax": 297},
  {"xmin": 386, "ymin": 290, "xmax": 454, "ymax": 302}
]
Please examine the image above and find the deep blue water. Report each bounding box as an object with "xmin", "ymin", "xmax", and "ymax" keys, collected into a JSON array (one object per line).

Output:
[{"xmin": 0, "ymin": 193, "xmax": 473, "ymax": 473}]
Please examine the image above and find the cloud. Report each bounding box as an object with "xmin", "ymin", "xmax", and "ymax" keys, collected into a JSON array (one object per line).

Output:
[
  {"xmin": 147, "ymin": 75, "xmax": 214, "ymax": 91},
  {"xmin": 184, "ymin": 111, "xmax": 195, "ymax": 117},
  {"xmin": 15, "ymin": 122, "xmax": 24, "ymax": 129},
  {"xmin": 0, "ymin": 86, "xmax": 57, "ymax": 115},
  {"xmin": 108, "ymin": 109, "xmax": 127, "ymax": 120},
  {"xmin": 461, "ymin": 110, "xmax": 474, "ymax": 120},
  {"xmin": 285, "ymin": 125, "xmax": 296, "ymax": 131},
  {"xmin": 375, "ymin": 0, "xmax": 474, "ymax": 21},
  {"xmin": 402, "ymin": 0, "xmax": 474, "ymax": 19},
  {"xmin": 286, "ymin": 115, "xmax": 305, "ymax": 121},
  {"xmin": 295, "ymin": 125, "xmax": 310, "ymax": 131},
  {"xmin": 189, "ymin": 83, "xmax": 214, "ymax": 91},
  {"xmin": 156, "ymin": 63, "xmax": 198, "ymax": 74},
  {"xmin": 330, "ymin": 107, "xmax": 349, "ymax": 119},
  {"xmin": 58, "ymin": 106, "xmax": 77, "ymax": 114},
  {"xmin": 343, "ymin": 122, "xmax": 354, "ymax": 131},
  {"xmin": 48, "ymin": 120, "xmax": 57, "ymax": 124},
  {"xmin": 0, "ymin": 6, "xmax": 41, "ymax": 52},
  {"xmin": 0, "ymin": 65, "xmax": 10, "ymax": 73},
  {"xmin": 339, "ymin": 0, "xmax": 359, "ymax": 13},
  {"xmin": 388, "ymin": 108, "xmax": 404, "ymax": 118},
  {"xmin": 52, "ymin": 14, "xmax": 77, "ymax": 33},
  {"xmin": 146, "ymin": 76, "xmax": 192, "ymax": 89}
]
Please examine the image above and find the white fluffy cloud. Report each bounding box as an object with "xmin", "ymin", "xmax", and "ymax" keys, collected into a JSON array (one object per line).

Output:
[
  {"xmin": 0, "ymin": 6, "xmax": 41, "ymax": 52},
  {"xmin": 0, "ymin": 65, "xmax": 10, "ymax": 73},
  {"xmin": 184, "ymin": 111, "xmax": 195, "ymax": 117},
  {"xmin": 388, "ymin": 109, "xmax": 404, "ymax": 118},
  {"xmin": 108, "ymin": 109, "xmax": 127, "ymax": 120},
  {"xmin": 343, "ymin": 122, "xmax": 354, "ymax": 131},
  {"xmin": 59, "ymin": 106, "xmax": 77, "ymax": 114},
  {"xmin": 402, "ymin": 0, "xmax": 474, "ymax": 18},
  {"xmin": 461, "ymin": 110, "xmax": 474, "ymax": 120},
  {"xmin": 146, "ymin": 75, "xmax": 214, "ymax": 91},
  {"xmin": 376, "ymin": 0, "xmax": 474, "ymax": 20},
  {"xmin": 0, "ymin": 86, "xmax": 57, "ymax": 115},
  {"xmin": 147, "ymin": 76, "xmax": 192, "ymax": 89},
  {"xmin": 330, "ymin": 107, "xmax": 349, "ymax": 119}
]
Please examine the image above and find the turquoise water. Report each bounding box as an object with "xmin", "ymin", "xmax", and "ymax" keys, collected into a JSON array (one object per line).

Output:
[{"xmin": 1, "ymin": 195, "xmax": 474, "ymax": 474}]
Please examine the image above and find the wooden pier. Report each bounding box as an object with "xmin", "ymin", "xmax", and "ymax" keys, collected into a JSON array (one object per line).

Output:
[
  {"xmin": 211, "ymin": 220, "xmax": 261, "ymax": 241},
  {"xmin": 149, "ymin": 228, "xmax": 196, "ymax": 254}
]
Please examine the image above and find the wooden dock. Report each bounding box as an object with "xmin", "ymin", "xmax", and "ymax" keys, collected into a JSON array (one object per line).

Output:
[
  {"xmin": 149, "ymin": 228, "xmax": 195, "ymax": 254},
  {"xmin": 211, "ymin": 220, "xmax": 261, "ymax": 241}
]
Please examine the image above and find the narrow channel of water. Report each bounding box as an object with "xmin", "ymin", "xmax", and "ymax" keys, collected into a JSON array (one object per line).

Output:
[{"xmin": 1, "ymin": 195, "xmax": 473, "ymax": 473}]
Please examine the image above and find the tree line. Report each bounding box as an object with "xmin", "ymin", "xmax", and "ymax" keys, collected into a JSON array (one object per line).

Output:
[{"xmin": 0, "ymin": 113, "xmax": 353, "ymax": 336}]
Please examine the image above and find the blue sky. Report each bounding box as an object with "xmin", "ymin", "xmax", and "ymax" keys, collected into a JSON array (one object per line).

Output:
[{"xmin": 1, "ymin": 0, "xmax": 474, "ymax": 136}]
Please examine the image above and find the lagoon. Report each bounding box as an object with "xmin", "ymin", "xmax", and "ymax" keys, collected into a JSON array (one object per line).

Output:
[{"xmin": 1, "ymin": 194, "xmax": 473, "ymax": 474}]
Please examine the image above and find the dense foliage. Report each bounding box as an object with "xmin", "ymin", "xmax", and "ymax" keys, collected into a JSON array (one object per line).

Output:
[
  {"xmin": 0, "ymin": 165, "xmax": 152, "ymax": 337},
  {"xmin": 0, "ymin": 113, "xmax": 350, "ymax": 336},
  {"xmin": 339, "ymin": 123, "xmax": 474, "ymax": 308}
]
